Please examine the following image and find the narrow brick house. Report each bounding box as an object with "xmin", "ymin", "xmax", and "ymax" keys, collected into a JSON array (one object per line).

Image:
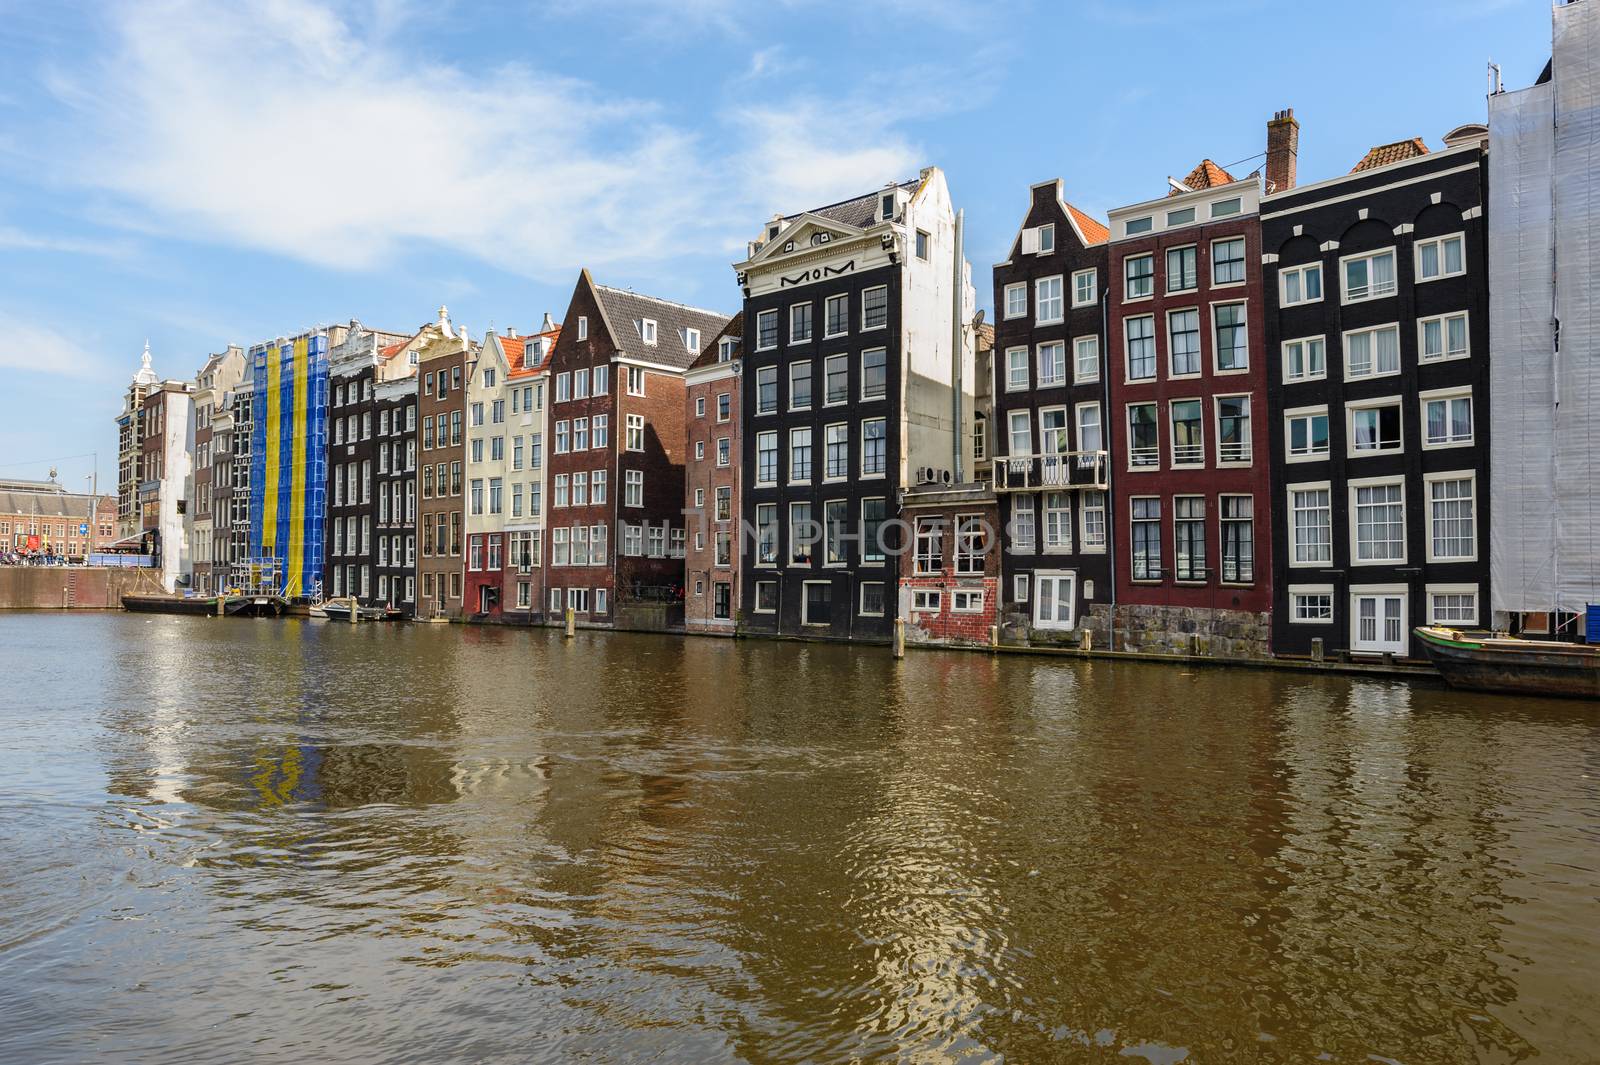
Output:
[
  {"xmin": 683, "ymin": 314, "xmax": 744, "ymax": 634},
  {"xmin": 542, "ymin": 270, "xmax": 729, "ymax": 628},
  {"xmin": 501, "ymin": 315, "xmax": 559, "ymax": 623},
  {"xmin": 414, "ymin": 307, "xmax": 475, "ymax": 619},
  {"xmin": 1106, "ymin": 159, "xmax": 1274, "ymax": 657},
  {"xmin": 898, "ymin": 483, "xmax": 1001, "ymax": 646}
]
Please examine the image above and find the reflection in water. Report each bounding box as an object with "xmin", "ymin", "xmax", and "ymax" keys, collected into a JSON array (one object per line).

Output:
[{"xmin": 0, "ymin": 613, "xmax": 1596, "ymax": 1064}]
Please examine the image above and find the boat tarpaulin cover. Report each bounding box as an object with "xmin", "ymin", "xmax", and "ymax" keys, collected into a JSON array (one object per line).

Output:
[{"xmin": 1490, "ymin": 0, "xmax": 1600, "ymax": 615}]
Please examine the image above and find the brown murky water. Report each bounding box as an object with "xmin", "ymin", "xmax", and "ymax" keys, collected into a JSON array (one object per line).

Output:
[{"xmin": 1, "ymin": 613, "xmax": 1596, "ymax": 1063}]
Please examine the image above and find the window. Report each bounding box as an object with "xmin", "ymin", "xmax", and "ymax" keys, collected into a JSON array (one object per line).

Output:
[
  {"xmin": 915, "ymin": 228, "xmax": 931, "ymax": 260},
  {"xmin": 823, "ymin": 499, "xmax": 849, "ymax": 565},
  {"xmin": 1427, "ymin": 475, "xmax": 1476, "ymax": 561},
  {"xmin": 1280, "ymin": 262, "xmax": 1323, "ymax": 306},
  {"xmin": 1215, "ymin": 396, "xmax": 1251, "ymax": 464},
  {"xmin": 717, "ymin": 437, "xmax": 730, "ymax": 467},
  {"xmin": 756, "ymin": 366, "xmax": 777, "ymax": 415},
  {"xmin": 1351, "ymin": 588, "xmax": 1408, "ymax": 654},
  {"xmin": 626, "ymin": 366, "xmax": 645, "ymax": 396},
  {"xmin": 577, "ymin": 316, "xmax": 588, "ymax": 341},
  {"xmin": 1342, "ymin": 325, "xmax": 1401, "ymax": 382},
  {"xmin": 556, "ymin": 373, "xmax": 571, "ymax": 403},
  {"xmin": 1033, "ymin": 572, "xmax": 1076, "ymax": 629},
  {"xmin": 625, "ymin": 469, "xmax": 643, "ymax": 507},
  {"xmin": 787, "ymin": 361, "xmax": 812, "ymax": 411},
  {"xmin": 593, "ymin": 470, "xmax": 607, "ymax": 504},
  {"xmin": 1127, "ymin": 403, "xmax": 1158, "ymax": 468},
  {"xmin": 1039, "ymin": 407, "xmax": 1069, "ymax": 454},
  {"xmin": 862, "ymin": 418, "xmax": 886, "ymax": 476},
  {"xmin": 1213, "ymin": 304, "xmax": 1247, "ymax": 371},
  {"xmin": 1423, "ymin": 389, "xmax": 1474, "ymax": 448},
  {"xmin": 626, "ymin": 414, "xmax": 645, "ymax": 451},
  {"xmin": 1035, "ymin": 223, "xmax": 1054, "ymax": 254},
  {"xmin": 1071, "ymin": 268, "xmax": 1097, "ymax": 308},
  {"xmin": 1290, "ymin": 485, "xmax": 1332, "ymax": 565},
  {"xmin": 1006, "ymin": 347, "xmax": 1029, "ymax": 392},
  {"xmin": 755, "ymin": 309, "xmax": 778, "ymax": 350},
  {"xmin": 529, "ymin": 433, "xmax": 542, "ymax": 469},
  {"xmin": 1290, "ymin": 586, "xmax": 1334, "ymax": 623},
  {"xmin": 1036, "ymin": 276, "xmax": 1064, "ymax": 323},
  {"xmin": 914, "ymin": 517, "xmax": 943, "ymax": 574},
  {"xmin": 1166, "ymin": 245, "xmax": 1197, "ymax": 292},
  {"xmin": 1427, "ymin": 585, "xmax": 1479, "ymax": 625},
  {"xmin": 714, "ymin": 484, "xmax": 732, "ymax": 523},
  {"xmin": 1170, "ymin": 400, "xmax": 1203, "ymax": 466},
  {"xmin": 1042, "ymin": 492, "xmax": 1072, "ymax": 552},
  {"xmin": 973, "ymin": 412, "xmax": 987, "ymax": 461},
  {"xmin": 1037, "ymin": 341, "xmax": 1066, "ymax": 387},
  {"xmin": 1125, "ymin": 315, "xmax": 1156, "ymax": 380},
  {"xmin": 1415, "ymin": 233, "xmax": 1465, "ymax": 282},
  {"xmin": 1419, "ymin": 312, "xmax": 1470, "ymax": 362},
  {"xmin": 1168, "ymin": 309, "xmax": 1201, "ymax": 376},
  {"xmin": 880, "ymin": 191, "xmax": 896, "ymax": 218},
  {"xmin": 790, "ymin": 502, "xmax": 813, "ymax": 565},
  {"xmin": 1081, "ymin": 490, "xmax": 1107, "ymax": 550},
  {"xmin": 951, "ymin": 590, "xmax": 984, "ymax": 614},
  {"xmin": 1124, "ymin": 254, "xmax": 1154, "ymax": 299},
  {"xmin": 789, "ymin": 427, "xmax": 812, "ymax": 482},
  {"xmin": 1348, "ymin": 399, "xmax": 1403, "ymax": 456},
  {"xmin": 1173, "ymin": 496, "xmax": 1206, "ymax": 581},
  {"xmin": 1010, "ymin": 496, "xmax": 1036, "ymax": 552},
  {"xmin": 1353, "ymin": 481, "xmax": 1405, "ymax": 563},
  {"xmin": 1005, "ymin": 281, "xmax": 1028, "ymax": 319},
  {"xmin": 1167, "ymin": 206, "xmax": 1195, "ymax": 227},
  {"xmin": 593, "ymin": 366, "xmax": 608, "ymax": 395},
  {"xmin": 826, "ymin": 294, "xmax": 849, "ymax": 337},
  {"xmin": 790, "ymin": 303, "xmax": 813, "ymax": 343},
  {"xmin": 1014, "ymin": 574, "xmax": 1030, "ymax": 603},
  {"xmin": 1286, "ymin": 407, "xmax": 1330, "ymax": 461},
  {"xmin": 862, "ymin": 286, "xmax": 888, "ymax": 330},
  {"xmin": 1283, "ymin": 336, "xmax": 1326, "ymax": 382},
  {"xmin": 1342, "ymin": 249, "xmax": 1397, "ymax": 303},
  {"xmin": 825, "ymin": 354, "xmax": 849, "ymax": 404},
  {"xmin": 553, "ymin": 474, "xmax": 568, "ymax": 508},
  {"xmin": 593, "ymin": 414, "xmax": 608, "ymax": 448},
  {"xmin": 1008, "ymin": 410, "xmax": 1031, "ymax": 456},
  {"xmin": 1130, "ymin": 498, "xmax": 1161, "ymax": 580},
  {"xmin": 1074, "ymin": 336, "xmax": 1100, "ymax": 383},
  {"xmin": 554, "ymin": 420, "xmax": 569, "ymax": 455},
  {"xmin": 573, "ymin": 418, "xmax": 588, "ymax": 451},
  {"xmin": 1124, "ymin": 216, "xmax": 1153, "ymax": 236},
  {"xmin": 1221, "ymin": 495, "xmax": 1254, "ymax": 582},
  {"xmin": 573, "ymin": 370, "xmax": 589, "ymax": 400},
  {"xmin": 859, "ymin": 582, "xmax": 885, "ymax": 617},
  {"xmin": 862, "ymin": 498, "xmax": 887, "ymax": 563},
  {"xmin": 861, "ymin": 348, "xmax": 887, "ymax": 400},
  {"xmin": 1211, "ymin": 237, "xmax": 1245, "ymax": 285},
  {"xmin": 756, "ymin": 504, "xmax": 778, "ymax": 565},
  {"xmin": 912, "ymin": 589, "xmax": 941, "ymax": 614},
  {"xmin": 470, "ymin": 479, "xmax": 484, "ymax": 516},
  {"xmin": 756, "ymin": 431, "xmax": 778, "ymax": 484},
  {"xmin": 695, "ymin": 396, "xmax": 706, "ymax": 419},
  {"xmin": 755, "ymin": 580, "xmax": 778, "ymax": 611},
  {"xmin": 825, "ymin": 424, "xmax": 848, "ymax": 479}
]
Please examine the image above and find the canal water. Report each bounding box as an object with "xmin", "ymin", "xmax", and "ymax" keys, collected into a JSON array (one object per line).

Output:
[{"xmin": 1, "ymin": 614, "xmax": 1596, "ymax": 1064}]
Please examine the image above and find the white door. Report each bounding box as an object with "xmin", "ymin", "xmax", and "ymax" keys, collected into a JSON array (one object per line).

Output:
[
  {"xmin": 1034, "ymin": 571, "xmax": 1077, "ymax": 630},
  {"xmin": 1351, "ymin": 592, "xmax": 1407, "ymax": 654}
]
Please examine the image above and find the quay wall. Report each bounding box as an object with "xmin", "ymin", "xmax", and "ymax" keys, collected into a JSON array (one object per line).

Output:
[{"xmin": 0, "ymin": 567, "xmax": 156, "ymax": 610}]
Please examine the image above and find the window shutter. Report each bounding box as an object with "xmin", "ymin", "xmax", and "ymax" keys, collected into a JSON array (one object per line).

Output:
[{"xmin": 1020, "ymin": 227, "xmax": 1039, "ymax": 255}]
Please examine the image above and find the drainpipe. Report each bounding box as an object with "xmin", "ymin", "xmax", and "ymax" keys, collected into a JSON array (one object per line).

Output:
[
  {"xmin": 951, "ymin": 209, "xmax": 965, "ymax": 483},
  {"xmin": 1101, "ymin": 285, "xmax": 1117, "ymax": 651}
]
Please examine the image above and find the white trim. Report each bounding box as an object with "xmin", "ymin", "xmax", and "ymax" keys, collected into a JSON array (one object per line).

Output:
[
  {"xmin": 1282, "ymin": 333, "xmax": 1327, "ymax": 384},
  {"xmin": 1261, "ymin": 154, "xmax": 1481, "ymax": 210},
  {"xmin": 1422, "ymin": 470, "xmax": 1478, "ymax": 563},
  {"xmin": 1338, "ymin": 246, "xmax": 1398, "ymax": 305},
  {"xmin": 1417, "ymin": 309, "xmax": 1471, "ymax": 364},
  {"xmin": 1284, "ymin": 403, "xmax": 1330, "ymax": 464},
  {"xmin": 1349, "ymin": 585, "xmax": 1410, "ymax": 655},
  {"xmin": 1425, "ymin": 583, "xmax": 1480, "ymax": 625},
  {"xmin": 1286, "ymin": 480, "xmax": 1333, "ymax": 570},
  {"xmin": 1288, "ymin": 584, "xmax": 1336, "ymax": 625},
  {"xmin": 1413, "ymin": 231, "xmax": 1467, "ymax": 284},
  {"xmin": 1348, "ymin": 475, "xmax": 1407, "ymax": 567},
  {"xmin": 1345, "ymin": 394, "xmax": 1405, "ymax": 459},
  {"xmin": 1419, "ymin": 385, "xmax": 1475, "ymax": 450}
]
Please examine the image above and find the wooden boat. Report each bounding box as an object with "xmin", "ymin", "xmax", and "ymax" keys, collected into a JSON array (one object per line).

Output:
[
  {"xmin": 224, "ymin": 594, "xmax": 289, "ymax": 618},
  {"xmin": 1414, "ymin": 626, "xmax": 1600, "ymax": 699},
  {"xmin": 313, "ymin": 596, "xmax": 388, "ymax": 622},
  {"xmin": 122, "ymin": 594, "xmax": 221, "ymax": 616}
]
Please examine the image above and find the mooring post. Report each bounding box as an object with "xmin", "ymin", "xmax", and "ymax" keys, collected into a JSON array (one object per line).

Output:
[
  {"xmin": 565, "ymin": 607, "xmax": 576, "ymax": 638},
  {"xmin": 1311, "ymin": 637, "xmax": 1324, "ymax": 663},
  {"xmin": 893, "ymin": 619, "xmax": 905, "ymax": 659}
]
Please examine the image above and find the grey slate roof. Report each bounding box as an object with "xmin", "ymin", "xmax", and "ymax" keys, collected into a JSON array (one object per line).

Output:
[
  {"xmin": 0, "ymin": 488, "xmax": 101, "ymax": 521},
  {"xmin": 784, "ymin": 177, "xmax": 921, "ymax": 230},
  {"xmin": 593, "ymin": 284, "xmax": 731, "ymax": 371}
]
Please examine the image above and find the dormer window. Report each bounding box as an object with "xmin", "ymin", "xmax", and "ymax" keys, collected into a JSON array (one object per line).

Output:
[
  {"xmin": 768, "ymin": 224, "xmax": 780, "ymax": 240},
  {"xmin": 812, "ymin": 232, "xmax": 830, "ymax": 245},
  {"xmin": 880, "ymin": 192, "xmax": 895, "ymax": 219},
  {"xmin": 686, "ymin": 327, "xmax": 701, "ymax": 352},
  {"xmin": 641, "ymin": 318, "xmax": 657, "ymax": 345},
  {"xmin": 718, "ymin": 338, "xmax": 737, "ymax": 362}
]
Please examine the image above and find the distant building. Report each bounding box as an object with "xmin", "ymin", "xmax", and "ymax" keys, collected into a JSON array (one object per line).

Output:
[
  {"xmin": 187, "ymin": 345, "xmax": 247, "ymax": 595},
  {"xmin": 139, "ymin": 379, "xmax": 194, "ymax": 591},
  {"xmin": 683, "ymin": 313, "xmax": 743, "ymax": 634},
  {"xmin": 416, "ymin": 307, "xmax": 476, "ymax": 619},
  {"xmin": 0, "ymin": 479, "xmax": 114, "ymax": 561},
  {"xmin": 542, "ymin": 270, "xmax": 727, "ymax": 628},
  {"xmin": 732, "ymin": 167, "xmax": 977, "ymax": 640},
  {"xmin": 115, "ymin": 343, "xmax": 160, "ymax": 541},
  {"xmin": 221, "ymin": 382, "xmax": 254, "ymax": 589}
]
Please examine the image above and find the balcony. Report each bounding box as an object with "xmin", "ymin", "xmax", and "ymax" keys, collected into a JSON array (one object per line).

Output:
[{"xmin": 993, "ymin": 451, "xmax": 1108, "ymax": 492}]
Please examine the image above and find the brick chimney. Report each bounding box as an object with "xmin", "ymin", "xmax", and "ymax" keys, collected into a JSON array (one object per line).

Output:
[{"xmin": 1266, "ymin": 108, "xmax": 1299, "ymax": 194}]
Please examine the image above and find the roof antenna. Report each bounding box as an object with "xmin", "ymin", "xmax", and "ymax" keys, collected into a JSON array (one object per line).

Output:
[{"xmin": 1488, "ymin": 60, "xmax": 1503, "ymax": 95}]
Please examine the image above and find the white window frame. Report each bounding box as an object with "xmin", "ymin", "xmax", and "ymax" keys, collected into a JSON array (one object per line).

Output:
[
  {"xmin": 1340, "ymin": 247, "xmax": 1398, "ymax": 304},
  {"xmin": 952, "ymin": 590, "xmax": 984, "ymax": 614},
  {"xmin": 1284, "ymin": 404, "xmax": 1330, "ymax": 464},
  {"xmin": 1072, "ymin": 268, "xmax": 1097, "ymax": 308},
  {"xmin": 824, "ymin": 293, "xmax": 849, "ymax": 338},
  {"xmin": 1424, "ymin": 470, "xmax": 1477, "ymax": 563},
  {"xmin": 1036, "ymin": 340, "xmax": 1067, "ymax": 388},
  {"xmin": 1426, "ymin": 583, "xmax": 1480, "ymax": 626},
  {"xmin": 1420, "ymin": 386, "xmax": 1475, "ymax": 450},
  {"xmin": 1286, "ymin": 480, "xmax": 1333, "ymax": 568},
  {"xmin": 1036, "ymin": 222, "xmax": 1055, "ymax": 254},
  {"xmin": 1035, "ymin": 275, "xmax": 1064, "ymax": 325},
  {"xmin": 755, "ymin": 309, "xmax": 778, "ymax": 351},
  {"xmin": 1414, "ymin": 232, "xmax": 1466, "ymax": 283},
  {"xmin": 1005, "ymin": 346, "xmax": 1029, "ymax": 392},
  {"xmin": 1279, "ymin": 262, "xmax": 1323, "ymax": 307},
  {"xmin": 1343, "ymin": 323, "xmax": 1402, "ymax": 381},
  {"xmin": 1349, "ymin": 476, "xmax": 1407, "ymax": 567},
  {"xmin": 1418, "ymin": 310, "xmax": 1471, "ymax": 363},
  {"xmin": 1345, "ymin": 395, "xmax": 1404, "ymax": 458},
  {"xmin": 861, "ymin": 285, "xmax": 889, "ymax": 331},
  {"xmin": 1165, "ymin": 243, "xmax": 1199, "ymax": 294},
  {"xmin": 1032, "ymin": 570, "xmax": 1077, "ymax": 630},
  {"xmin": 1288, "ymin": 584, "xmax": 1335, "ymax": 625},
  {"xmin": 1073, "ymin": 335, "xmax": 1100, "ymax": 384},
  {"xmin": 1123, "ymin": 253, "xmax": 1154, "ymax": 301},
  {"xmin": 1211, "ymin": 300, "xmax": 1249, "ymax": 374},
  {"xmin": 911, "ymin": 589, "xmax": 942, "ymax": 614},
  {"xmin": 1210, "ymin": 236, "xmax": 1247, "ymax": 287},
  {"xmin": 1004, "ymin": 282, "xmax": 1027, "ymax": 320},
  {"xmin": 1013, "ymin": 573, "xmax": 1030, "ymax": 603},
  {"xmin": 1214, "ymin": 393, "xmax": 1252, "ymax": 466},
  {"xmin": 1349, "ymin": 584, "xmax": 1409, "ymax": 655},
  {"xmin": 1282, "ymin": 335, "xmax": 1326, "ymax": 383},
  {"xmin": 858, "ymin": 581, "xmax": 886, "ymax": 617}
]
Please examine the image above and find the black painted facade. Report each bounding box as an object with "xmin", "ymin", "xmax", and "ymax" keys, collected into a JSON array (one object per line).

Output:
[
  {"xmin": 737, "ymin": 261, "xmax": 905, "ymax": 640},
  {"xmin": 1262, "ymin": 147, "xmax": 1490, "ymax": 658},
  {"xmin": 990, "ymin": 180, "xmax": 1113, "ymax": 637},
  {"xmin": 327, "ymin": 364, "xmax": 418, "ymax": 614}
]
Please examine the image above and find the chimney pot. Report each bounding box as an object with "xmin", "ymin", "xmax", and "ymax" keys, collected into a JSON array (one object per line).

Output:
[{"xmin": 1266, "ymin": 107, "xmax": 1300, "ymax": 194}]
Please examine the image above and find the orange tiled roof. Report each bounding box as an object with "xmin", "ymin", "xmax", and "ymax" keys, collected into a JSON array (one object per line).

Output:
[
  {"xmin": 379, "ymin": 342, "xmax": 407, "ymax": 359},
  {"xmin": 1065, "ymin": 203, "xmax": 1110, "ymax": 245},
  {"xmin": 1350, "ymin": 138, "xmax": 1429, "ymax": 173},
  {"xmin": 1170, "ymin": 159, "xmax": 1236, "ymax": 196},
  {"xmin": 507, "ymin": 327, "xmax": 560, "ymax": 378}
]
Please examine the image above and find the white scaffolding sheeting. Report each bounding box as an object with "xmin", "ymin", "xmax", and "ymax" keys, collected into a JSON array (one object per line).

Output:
[
  {"xmin": 1488, "ymin": 81, "xmax": 1557, "ymax": 614},
  {"xmin": 1489, "ymin": 0, "xmax": 1600, "ymax": 617},
  {"xmin": 1553, "ymin": 0, "xmax": 1600, "ymax": 613}
]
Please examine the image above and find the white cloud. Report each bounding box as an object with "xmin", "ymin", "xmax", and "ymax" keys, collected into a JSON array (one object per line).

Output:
[
  {"xmin": 731, "ymin": 101, "xmax": 920, "ymax": 223},
  {"xmin": 0, "ymin": 313, "xmax": 105, "ymax": 378},
  {"xmin": 0, "ymin": 225, "xmax": 134, "ymax": 258}
]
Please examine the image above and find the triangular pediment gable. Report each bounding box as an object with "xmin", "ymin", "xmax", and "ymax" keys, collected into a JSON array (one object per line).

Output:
[{"xmin": 748, "ymin": 213, "xmax": 867, "ymax": 266}]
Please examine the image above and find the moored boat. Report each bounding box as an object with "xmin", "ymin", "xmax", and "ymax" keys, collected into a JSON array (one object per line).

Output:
[
  {"xmin": 121, "ymin": 594, "xmax": 222, "ymax": 616},
  {"xmin": 1414, "ymin": 626, "xmax": 1600, "ymax": 699},
  {"xmin": 224, "ymin": 595, "xmax": 289, "ymax": 618}
]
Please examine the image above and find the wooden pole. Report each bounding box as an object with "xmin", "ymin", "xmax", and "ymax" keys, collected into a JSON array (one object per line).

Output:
[
  {"xmin": 565, "ymin": 606, "xmax": 575, "ymax": 638},
  {"xmin": 893, "ymin": 618, "xmax": 905, "ymax": 659}
]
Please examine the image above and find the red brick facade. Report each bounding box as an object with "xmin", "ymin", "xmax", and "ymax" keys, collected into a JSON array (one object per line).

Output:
[
  {"xmin": 898, "ymin": 486, "xmax": 1001, "ymax": 647},
  {"xmin": 416, "ymin": 333, "xmax": 468, "ymax": 619},
  {"xmin": 683, "ymin": 318, "xmax": 742, "ymax": 634}
]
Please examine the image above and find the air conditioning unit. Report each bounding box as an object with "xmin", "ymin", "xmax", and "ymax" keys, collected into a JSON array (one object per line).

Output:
[
  {"xmin": 915, "ymin": 466, "xmax": 938, "ymax": 485},
  {"xmin": 940, "ymin": 468, "xmax": 954, "ymax": 484}
]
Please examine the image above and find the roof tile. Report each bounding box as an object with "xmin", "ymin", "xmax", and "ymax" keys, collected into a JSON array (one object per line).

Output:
[{"xmin": 1350, "ymin": 138, "xmax": 1430, "ymax": 173}]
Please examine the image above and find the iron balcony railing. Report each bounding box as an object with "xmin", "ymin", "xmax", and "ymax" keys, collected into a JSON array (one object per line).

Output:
[{"xmin": 993, "ymin": 450, "xmax": 1109, "ymax": 492}]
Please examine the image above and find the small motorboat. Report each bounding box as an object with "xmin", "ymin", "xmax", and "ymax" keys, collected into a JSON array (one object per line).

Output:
[
  {"xmin": 313, "ymin": 596, "xmax": 387, "ymax": 622},
  {"xmin": 1414, "ymin": 626, "xmax": 1600, "ymax": 699},
  {"xmin": 121, "ymin": 594, "xmax": 221, "ymax": 616}
]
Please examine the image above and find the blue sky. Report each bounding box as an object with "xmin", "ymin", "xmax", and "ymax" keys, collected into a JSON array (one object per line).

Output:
[{"xmin": 0, "ymin": 0, "xmax": 1549, "ymax": 492}]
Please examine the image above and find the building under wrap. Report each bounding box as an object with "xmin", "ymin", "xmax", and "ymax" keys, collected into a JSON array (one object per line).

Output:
[
  {"xmin": 248, "ymin": 333, "xmax": 329, "ymax": 599},
  {"xmin": 1489, "ymin": 0, "xmax": 1600, "ymax": 629}
]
